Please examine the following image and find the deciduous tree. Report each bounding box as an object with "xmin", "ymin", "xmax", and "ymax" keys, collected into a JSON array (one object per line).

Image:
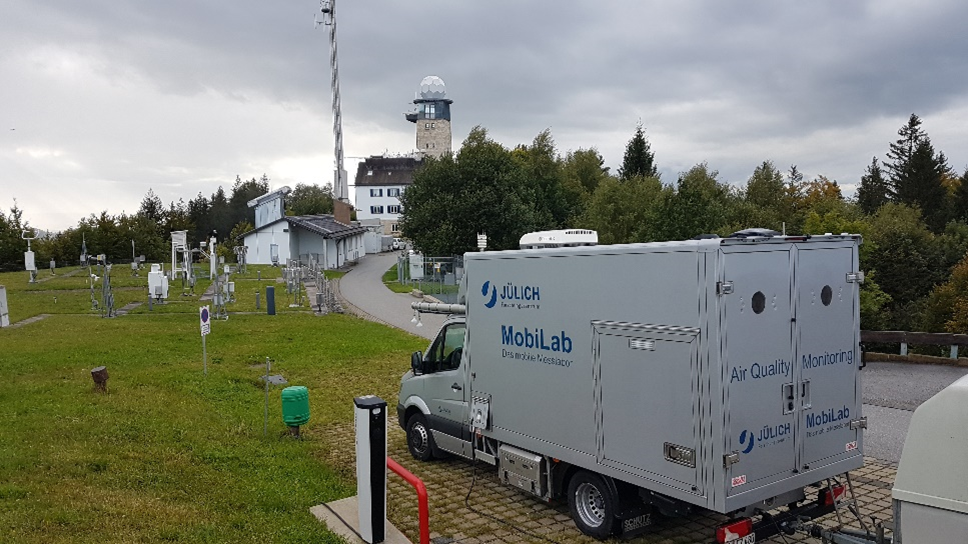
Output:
[{"xmin": 400, "ymin": 127, "xmax": 536, "ymax": 255}]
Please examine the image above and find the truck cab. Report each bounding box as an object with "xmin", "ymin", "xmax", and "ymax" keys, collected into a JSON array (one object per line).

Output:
[{"xmin": 398, "ymin": 317, "xmax": 470, "ymax": 460}]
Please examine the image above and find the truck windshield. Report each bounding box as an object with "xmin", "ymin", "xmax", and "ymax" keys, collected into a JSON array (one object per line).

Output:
[{"xmin": 429, "ymin": 323, "xmax": 465, "ymax": 372}]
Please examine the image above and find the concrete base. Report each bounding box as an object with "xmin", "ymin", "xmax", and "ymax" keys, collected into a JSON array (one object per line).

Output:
[{"xmin": 310, "ymin": 496, "xmax": 412, "ymax": 544}]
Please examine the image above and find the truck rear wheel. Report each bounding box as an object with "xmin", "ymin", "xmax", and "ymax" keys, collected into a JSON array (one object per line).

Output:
[
  {"xmin": 567, "ymin": 470, "xmax": 619, "ymax": 539},
  {"xmin": 406, "ymin": 413, "xmax": 436, "ymax": 461}
]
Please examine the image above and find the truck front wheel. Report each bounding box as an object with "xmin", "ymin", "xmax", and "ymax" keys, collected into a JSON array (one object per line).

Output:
[
  {"xmin": 567, "ymin": 470, "xmax": 619, "ymax": 539},
  {"xmin": 406, "ymin": 413, "xmax": 436, "ymax": 461}
]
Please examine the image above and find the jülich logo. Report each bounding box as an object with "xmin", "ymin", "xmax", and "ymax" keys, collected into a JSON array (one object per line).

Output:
[
  {"xmin": 482, "ymin": 281, "xmax": 541, "ymax": 310},
  {"xmin": 739, "ymin": 422, "xmax": 792, "ymax": 454},
  {"xmin": 482, "ymin": 281, "xmax": 498, "ymax": 308},
  {"xmin": 739, "ymin": 430, "xmax": 755, "ymax": 454}
]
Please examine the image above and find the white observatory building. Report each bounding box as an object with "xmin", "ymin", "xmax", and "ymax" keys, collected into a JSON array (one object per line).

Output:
[
  {"xmin": 404, "ymin": 75, "xmax": 453, "ymax": 159},
  {"xmin": 354, "ymin": 76, "xmax": 455, "ymax": 235}
]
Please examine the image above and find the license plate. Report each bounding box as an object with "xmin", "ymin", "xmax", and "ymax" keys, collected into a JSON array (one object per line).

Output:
[
  {"xmin": 727, "ymin": 534, "xmax": 755, "ymax": 544},
  {"xmin": 621, "ymin": 513, "xmax": 652, "ymax": 533}
]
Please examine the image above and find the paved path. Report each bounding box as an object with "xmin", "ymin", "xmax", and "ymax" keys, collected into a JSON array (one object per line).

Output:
[
  {"xmin": 34, "ymin": 267, "xmax": 84, "ymax": 283},
  {"xmin": 5, "ymin": 313, "xmax": 52, "ymax": 329},
  {"xmin": 861, "ymin": 361, "xmax": 968, "ymax": 463},
  {"xmin": 337, "ymin": 252, "xmax": 444, "ymax": 341}
]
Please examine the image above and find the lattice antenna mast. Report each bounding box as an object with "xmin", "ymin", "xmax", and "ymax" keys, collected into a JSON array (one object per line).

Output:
[{"xmin": 316, "ymin": 0, "xmax": 348, "ymax": 202}]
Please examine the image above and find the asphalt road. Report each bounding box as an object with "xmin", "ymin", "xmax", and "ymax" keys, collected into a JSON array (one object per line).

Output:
[
  {"xmin": 338, "ymin": 251, "xmax": 445, "ymax": 342},
  {"xmin": 861, "ymin": 361, "xmax": 968, "ymax": 463},
  {"xmin": 338, "ymin": 252, "xmax": 968, "ymax": 464}
]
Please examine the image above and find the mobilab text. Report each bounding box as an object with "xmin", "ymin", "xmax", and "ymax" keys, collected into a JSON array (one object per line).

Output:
[
  {"xmin": 806, "ymin": 405, "xmax": 850, "ymax": 428},
  {"xmin": 501, "ymin": 325, "xmax": 573, "ymax": 353}
]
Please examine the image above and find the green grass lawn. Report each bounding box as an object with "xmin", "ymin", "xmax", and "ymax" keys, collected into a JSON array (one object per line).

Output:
[
  {"xmin": 0, "ymin": 274, "xmax": 426, "ymax": 543},
  {"xmin": 381, "ymin": 265, "xmax": 412, "ymax": 294}
]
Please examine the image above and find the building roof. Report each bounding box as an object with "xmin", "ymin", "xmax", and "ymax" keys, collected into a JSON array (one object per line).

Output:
[
  {"xmin": 246, "ymin": 186, "xmax": 291, "ymax": 208},
  {"xmin": 286, "ymin": 215, "xmax": 367, "ymax": 240},
  {"xmin": 354, "ymin": 156, "xmax": 419, "ymax": 187}
]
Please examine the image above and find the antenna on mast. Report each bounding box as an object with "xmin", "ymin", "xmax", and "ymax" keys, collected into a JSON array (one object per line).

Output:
[{"xmin": 316, "ymin": 0, "xmax": 348, "ymax": 203}]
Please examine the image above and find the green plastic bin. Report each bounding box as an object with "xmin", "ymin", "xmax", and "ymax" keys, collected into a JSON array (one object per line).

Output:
[{"xmin": 281, "ymin": 386, "xmax": 310, "ymax": 427}]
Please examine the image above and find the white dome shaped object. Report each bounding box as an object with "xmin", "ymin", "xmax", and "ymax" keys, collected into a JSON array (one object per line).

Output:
[{"xmin": 419, "ymin": 76, "xmax": 446, "ymax": 99}]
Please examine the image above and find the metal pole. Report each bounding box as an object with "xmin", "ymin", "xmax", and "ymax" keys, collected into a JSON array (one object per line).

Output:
[
  {"xmin": 202, "ymin": 335, "xmax": 208, "ymax": 376},
  {"xmin": 264, "ymin": 357, "xmax": 270, "ymax": 436},
  {"xmin": 318, "ymin": 0, "xmax": 346, "ymax": 202}
]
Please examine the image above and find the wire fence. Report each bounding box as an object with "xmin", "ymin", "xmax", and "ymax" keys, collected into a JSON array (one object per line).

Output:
[{"xmin": 394, "ymin": 253, "xmax": 463, "ymax": 304}]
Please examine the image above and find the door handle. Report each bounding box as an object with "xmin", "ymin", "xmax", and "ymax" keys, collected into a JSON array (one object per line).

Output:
[
  {"xmin": 451, "ymin": 383, "xmax": 462, "ymax": 391},
  {"xmin": 782, "ymin": 383, "xmax": 795, "ymax": 414}
]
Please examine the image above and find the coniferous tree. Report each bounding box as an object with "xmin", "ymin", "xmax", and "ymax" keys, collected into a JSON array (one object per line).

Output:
[
  {"xmin": 208, "ymin": 187, "xmax": 230, "ymax": 239},
  {"xmin": 856, "ymin": 157, "xmax": 889, "ymax": 215},
  {"xmin": 953, "ymin": 168, "xmax": 968, "ymax": 223},
  {"xmin": 885, "ymin": 114, "xmax": 926, "ymax": 196},
  {"xmin": 0, "ymin": 201, "xmax": 28, "ymax": 271},
  {"xmin": 884, "ymin": 114, "xmax": 950, "ymax": 231},
  {"xmin": 618, "ymin": 122, "xmax": 658, "ymax": 180},
  {"xmin": 187, "ymin": 192, "xmax": 210, "ymax": 243},
  {"xmin": 137, "ymin": 189, "xmax": 165, "ymax": 223}
]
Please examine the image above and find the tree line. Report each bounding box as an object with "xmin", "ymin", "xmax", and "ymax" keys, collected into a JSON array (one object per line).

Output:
[
  {"xmin": 0, "ymin": 177, "xmax": 335, "ymax": 271},
  {"xmin": 400, "ymin": 116, "xmax": 968, "ymax": 337}
]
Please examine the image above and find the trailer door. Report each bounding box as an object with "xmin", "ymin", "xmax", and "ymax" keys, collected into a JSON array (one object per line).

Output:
[
  {"xmin": 723, "ymin": 249, "xmax": 798, "ymax": 496},
  {"xmin": 594, "ymin": 325, "xmax": 702, "ymax": 494},
  {"xmin": 795, "ymin": 246, "xmax": 863, "ymax": 470}
]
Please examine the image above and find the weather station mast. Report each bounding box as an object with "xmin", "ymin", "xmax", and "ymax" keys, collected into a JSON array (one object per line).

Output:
[{"xmin": 316, "ymin": 0, "xmax": 353, "ymax": 225}]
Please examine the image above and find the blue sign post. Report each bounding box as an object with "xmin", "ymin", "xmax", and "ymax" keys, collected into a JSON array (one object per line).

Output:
[{"xmin": 200, "ymin": 305, "xmax": 211, "ymax": 376}]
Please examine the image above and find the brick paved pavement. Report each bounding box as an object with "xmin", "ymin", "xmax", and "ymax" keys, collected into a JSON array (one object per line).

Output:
[{"xmin": 320, "ymin": 419, "xmax": 895, "ymax": 544}]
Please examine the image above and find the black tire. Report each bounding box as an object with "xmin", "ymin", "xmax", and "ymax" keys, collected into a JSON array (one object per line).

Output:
[
  {"xmin": 406, "ymin": 413, "xmax": 436, "ymax": 462},
  {"xmin": 567, "ymin": 470, "xmax": 619, "ymax": 539}
]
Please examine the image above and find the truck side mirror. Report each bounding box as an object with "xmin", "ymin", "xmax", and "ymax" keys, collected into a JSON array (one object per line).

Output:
[{"xmin": 411, "ymin": 351, "xmax": 424, "ymax": 375}]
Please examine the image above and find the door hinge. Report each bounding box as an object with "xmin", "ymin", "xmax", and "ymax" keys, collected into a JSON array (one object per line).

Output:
[
  {"xmin": 717, "ymin": 281, "xmax": 734, "ymax": 295},
  {"xmin": 846, "ymin": 271, "xmax": 865, "ymax": 284},
  {"xmin": 724, "ymin": 452, "xmax": 740, "ymax": 467},
  {"xmin": 849, "ymin": 417, "xmax": 867, "ymax": 430}
]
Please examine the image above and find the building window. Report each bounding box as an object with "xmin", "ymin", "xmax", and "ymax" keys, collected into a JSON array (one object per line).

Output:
[
  {"xmin": 424, "ymin": 103, "xmax": 436, "ymax": 119},
  {"xmin": 390, "ymin": 223, "xmax": 400, "ymax": 233},
  {"xmin": 387, "ymin": 188, "xmax": 400, "ymax": 197},
  {"xmin": 369, "ymin": 188, "xmax": 383, "ymax": 197},
  {"xmin": 425, "ymin": 123, "xmax": 430, "ymax": 129},
  {"xmin": 388, "ymin": 205, "xmax": 401, "ymax": 214},
  {"xmin": 367, "ymin": 169, "xmax": 373, "ymax": 176},
  {"xmin": 431, "ymin": 122, "xmax": 436, "ymax": 128},
  {"xmin": 370, "ymin": 206, "xmax": 384, "ymax": 214}
]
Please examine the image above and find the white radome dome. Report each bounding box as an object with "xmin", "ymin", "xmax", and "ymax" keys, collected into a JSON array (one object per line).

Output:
[{"xmin": 419, "ymin": 76, "xmax": 446, "ymax": 99}]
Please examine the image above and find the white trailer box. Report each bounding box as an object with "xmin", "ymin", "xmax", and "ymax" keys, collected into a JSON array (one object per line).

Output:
[
  {"xmin": 892, "ymin": 374, "xmax": 968, "ymax": 542},
  {"xmin": 398, "ymin": 234, "xmax": 865, "ymax": 539}
]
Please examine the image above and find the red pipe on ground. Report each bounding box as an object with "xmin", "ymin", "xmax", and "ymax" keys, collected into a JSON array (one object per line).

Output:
[{"xmin": 386, "ymin": 457, "xmax": 430, "ymax": 544}]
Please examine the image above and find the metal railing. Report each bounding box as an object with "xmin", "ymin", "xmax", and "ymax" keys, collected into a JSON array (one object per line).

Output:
[
  {"xmin": 861, "ymin": 330, "xmax": 968, "ymax": 360},
  {"xmin": 386, "ymin": 457, "xmax": 429, "ymax": 544}
]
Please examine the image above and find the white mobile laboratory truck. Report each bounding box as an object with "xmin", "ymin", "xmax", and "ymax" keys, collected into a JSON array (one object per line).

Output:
[{"xmin": 397, "ymin": 233, "xmax": 867, "ymax": 541}]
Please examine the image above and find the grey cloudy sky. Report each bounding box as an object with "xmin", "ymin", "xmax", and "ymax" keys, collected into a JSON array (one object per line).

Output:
[{"xmin": 3, "ymin": 0, "xmax": 968, "ymax": 231}]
